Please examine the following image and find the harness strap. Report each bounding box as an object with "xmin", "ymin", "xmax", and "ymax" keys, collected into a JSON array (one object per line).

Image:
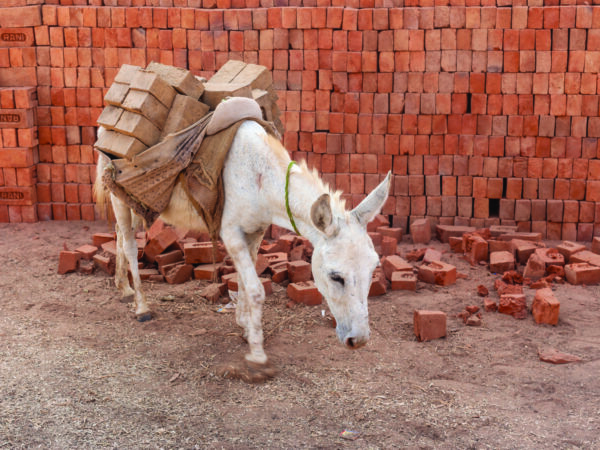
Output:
[{"xmin": 285, "ymin": 161, "xmax": 301, "ymax": 236}]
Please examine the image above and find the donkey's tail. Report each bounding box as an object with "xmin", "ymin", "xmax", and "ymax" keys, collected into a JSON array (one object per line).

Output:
[{"xmin": 93, "ymin": 128, "xmax": 111, "ymax": 220}]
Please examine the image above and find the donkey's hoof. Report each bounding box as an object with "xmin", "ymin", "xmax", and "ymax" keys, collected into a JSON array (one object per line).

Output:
[
  {"xmin": 120, "ymin": 294, "xmax": 134, "ymax": 304},
  {"xmin": 136, "ymin": 312, "xmax": 153, "ymax": 322},
  {"xmin": 216, "ymin": 359, "xmax": 278, "ymax": 383}
]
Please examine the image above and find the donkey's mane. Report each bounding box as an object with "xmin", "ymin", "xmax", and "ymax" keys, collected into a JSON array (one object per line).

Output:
[{"xmin": 264, "ymin": 133, "xmax": 346, "ymax": 212}]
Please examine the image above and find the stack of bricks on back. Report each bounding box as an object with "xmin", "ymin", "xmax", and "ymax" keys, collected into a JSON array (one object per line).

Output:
[{"xmin": 3, "ymin": 4, "xmax": 600, "ymax": 243}]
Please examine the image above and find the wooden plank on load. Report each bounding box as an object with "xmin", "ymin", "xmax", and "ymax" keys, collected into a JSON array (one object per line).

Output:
[
  {"xmin": 233, "ymin": 63, "xmax": 273, "ymax": 91},
  {"xmin": 94, "ymin": 129, "xmax": 148, "ymax": 160},
  {"xmin": 114, "ymin": 64, "xmax": 142, "ymax": 84},
  {"xmin": 201, "ymin": 82, "xmax": 252, "ymax": 110},
  {"xmin": 121, "ymin": 90, "xmax": 169, "ymax": 130},
  {"xmin": 97, "ymin": 105, "xmax": 124, "ymax": 130},
  {"xmin": 161, "ymin": 94, "xmax": 210, "ymax": 138},
  {"xmin": 146, "ymin": 61, "xmax": 205, "ymax": 99},
  {"xmin": 114, "ymin": 110, "xmax": 161, "ymax": 147},
  {"xmin": 129, "ymin": 70, "xmax": 177, "ymax": 109},
  {"xmin": 207, "ymin": 60, "xmax": 247, "ymax": 84},
  {"xmin": 104, "ymin": 82, "xmax": 129, "ymax": 107}
]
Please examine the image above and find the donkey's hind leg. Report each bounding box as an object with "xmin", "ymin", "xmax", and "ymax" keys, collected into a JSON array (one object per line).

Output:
[
  {"xmin": 111, "ymin": 195, "xmax": 152, "ymax": 322},
  {"xmin": 114, "ymin": 219, "xmax": 135, "ymax": 303}
]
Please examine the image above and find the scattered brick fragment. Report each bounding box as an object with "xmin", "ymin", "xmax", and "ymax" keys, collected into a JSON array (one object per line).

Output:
[
  {"xmin": 414, "ymin": 310, "xmax": 446, "ymax": 342},
  {"xmin": 382, "ymin": 255, "xmax": 413, "ymax": 280},
  {"xmin": 465, "ymin": 305, "xmax": 480, "ymax": 314},
  {"xmin": 523, "ymin": 252, "xmax": 546, "ymax": 280},
  {"xmin": 145, "ymin": 227, "xmax": 179, "ymax": 263},
  {"xmin": 93, "ymin": 253, "xmax": 115, "ymax": 275},
  {"xmin": 405, "ymin": 248, "xmax": 427, "ymax": 262},
  {"xmin": 466, "ymin": 315, "xmax": 482, "ymax": 327},
  {"xmin": 369, "ymin": 268, "xmax": 388, "ymax": 296},
  {"xmin": 483, "ymin": 298, "xmax": 497, "ymax": 312},
  {"xmin": 498, "ymin": 293, "xmax": 527, "ymax": 319},
  {"xmin": 477, "ymin": 285, "xmax": 489, "ymax": 296},
  {"xmin": 201, "ymin": 284, "xmax": 223, "ymax": 304},
  {"xmin": 165, "ymin": 263, "xmax": 193, "ymax": 284},
  {"xmin": 288, "ymin": 260, "xmax": 312, "ymax": 283},
  {"xmin": 76, "ymin": 244, "xmax": 99, "ymax": 260},
  {"xmin": 538, "ymin": 348, "xmax": 581, "ymax": 364},
  {"xmin": 423, "ymin": 248, "xmax": 443, "ymax": 263}
]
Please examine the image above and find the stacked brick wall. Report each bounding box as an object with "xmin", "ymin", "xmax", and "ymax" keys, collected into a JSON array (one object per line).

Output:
[{"xmin": 1, "ymin": 2, "xmax": 600, "ymax": 241}]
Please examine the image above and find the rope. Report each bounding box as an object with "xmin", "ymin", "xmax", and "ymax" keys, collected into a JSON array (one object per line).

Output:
[{"xmin": 285, "ymin": 161, "xmax": 301, "ymax": 236}]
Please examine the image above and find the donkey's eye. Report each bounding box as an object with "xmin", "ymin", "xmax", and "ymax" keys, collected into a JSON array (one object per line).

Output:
[{"xmin": 329, "ymin": 273, "xmax": 345, "ymax": 286}]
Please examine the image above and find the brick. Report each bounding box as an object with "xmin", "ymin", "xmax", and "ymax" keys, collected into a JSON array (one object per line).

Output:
[
  {"xmin": 411, "ymin": 218, "xmax": 431, "ymax": 244},
  {"xmin": 538, "ymin": 348, "xmax": 581, "ymax": 365},
  {"xmin": 511, "ymin": 239, "xmax": 539, "ymax": 264},
  {"xmin": 534, "ymin": 248, "xmax": 565, "ymax": 268},
  {"xmin": 484, "ymin": 298, "xmax": 498, "ymax": 312},
  {"xmin": 414, "ymin": 310, "xmax": 446, "ymax": 342},
  {"xmin": 564, "ymin": 263, "xmax": 600, "ymax": 285},
  {"xmin": 287, "ymin": 281, "xmax": 322, "ymax": 305},
  {"xmin": 418, "ymin": 261, "xmax": 456, "ymax": 286},
  {"xmin": 287, "ymin": 260, "xmax": 312, "ymax": 283},
  {"xmin": 381, "ymin": 255, "xmax": 412, "ymax": 281},
  {"xmin": 489, "ymin": 251, "xmax": 515, "ymax": 274},
  {"xmin": 557, "ymin": 241, "xmax": 587, "ymax": 262},
  {"xmin": 92, "ymin": 232, "xmax": 115, "ymax": 247},
  {"xmin": 183, "ymin": 241, "xmax": 224, "ymax": 265},
  {"xmin": 391, "ymin": 272, "xmax": 417, "ymax": 291},
  {"xmin": 435, "ymin": 224, "xmax": 475, "ymax": 243},
  {"xmin": 58, "ymin": 250, "xmax": 81, "ymax": 274},
  {"xmin": 532, "ymin": 288, "xmax": 559, "ymax": 326},
  {"xmin": 165, "ymin": 263, "xmax": 193, "ymax": 285},
  {"xmin": 523, "ymin": 252, "xmax": 547, "ymax": 281},
  {"xmin": 464, "ymin": 234, "xmax": 488, "ymax": 265},
  {"xmin": 155, "ymin": 249, "xmax": 184, "ymax": 268},
  {"xmin": 193, "ymin": 263, "xmax": 221, "ymax": 281},
  {"xmin": 498, "ymin": 293, "xmax": 527, "ymax": 319},
  {"xmin": 75, "ymin": 244, "xmax": 98, "ymax": 260},
  {"xmin": 369, "ymin": 268, "xmax": 388, "ymax": 297}
]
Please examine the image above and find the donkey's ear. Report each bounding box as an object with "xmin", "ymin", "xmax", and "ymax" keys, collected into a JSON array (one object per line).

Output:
[
  {"xmin": 311, "ymin": 193, "xmax": 335, "ymax": 236},
  {"xmin": 352, "ymin": 171, "xmax": 392, "ymax": 227}
]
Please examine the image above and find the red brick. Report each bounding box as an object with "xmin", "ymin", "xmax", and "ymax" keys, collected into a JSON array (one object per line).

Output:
[
  {"xmin": 287, "ymin": 281, "xmax": 322, "ymax": 305},
  {"xmin": 165, "ymin": 263, "xmax": 193, "ymax": 285},
  {"xmin": 391, "ymin": 271, "xmax": 417, "ymax": 291},
  {"xmin": 183, "ymin": 241, "xmax": 224, "ymax": 265},
  {"xmin": 489, "ymin": 251, "xmax": 515, "ymax": 273},
  {"xmin": 532, "ymin": 288, "xmax": 559, "ymax": 325},
  {"xmin": 92, "ymin": 232, "xmax": 115, "ymax": 247},
  {"xmin": 287, "ymin": 260, "xmax": 312, "ymax": 283},
  {"xmin": 418, "ymin": 261, "xmax": 457, "ymax": 286},
  {"xmin": 565, "ymin": 263, "xmax": 600, "ymax": 285},
  {"xmin": 75, "ymin": 244, "xmax": 98, "ymax": 260},
  {"xmin": 155, "ymin": 249, "xmax": 184, "ymax": 268},
  {"xmin": 58, "ymin": 250, "xmax": 81, "ymax": 274},
  {"xmin": 381, "ymin": 255, "xmax": 412, "ymax": 280},
  {"xmin": 410, "ymin": 218, "xmax": 431, "ymax": 244},
  {"xmin": 414, "ymin": 310, "xmax": 446, "ymax": 342},
  {"xmin": 499, "ymin": 293, "xmax": 527, "ymax": 319},
  {"xmin": 193, "ymin": 264, "xmax": 221, "ymax": 281}
]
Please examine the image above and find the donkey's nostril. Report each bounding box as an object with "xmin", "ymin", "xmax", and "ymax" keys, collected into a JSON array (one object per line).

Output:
[{"xmin": 345, "ymin": 337, "xmax": 356, "ymax": 349}]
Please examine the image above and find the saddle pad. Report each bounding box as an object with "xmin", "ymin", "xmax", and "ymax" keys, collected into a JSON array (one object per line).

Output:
[{"xmin": 206, "ymin": 97, "xmax": 263, "ymax": 136}]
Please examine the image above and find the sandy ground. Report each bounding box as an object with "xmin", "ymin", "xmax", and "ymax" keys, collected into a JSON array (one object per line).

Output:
[{"xmin": 1, "ymin": 220, "xmax": 600, "ymax": 449}]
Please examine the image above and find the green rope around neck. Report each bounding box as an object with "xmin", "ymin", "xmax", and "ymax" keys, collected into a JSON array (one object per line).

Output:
[{"xmin": 285, "ymin": 160, "xmax": 301, "ymax": 236}]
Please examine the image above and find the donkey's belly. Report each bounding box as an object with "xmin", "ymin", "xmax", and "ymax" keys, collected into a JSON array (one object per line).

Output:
[{"xmin": 159, "ymin": 181, "xmax": 208, "ymax": 232}]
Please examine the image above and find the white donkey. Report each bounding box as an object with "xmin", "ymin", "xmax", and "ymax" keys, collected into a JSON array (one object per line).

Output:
[{"xmin": 95, "ymin": 120, "xmax": 391, "ymax": 379}]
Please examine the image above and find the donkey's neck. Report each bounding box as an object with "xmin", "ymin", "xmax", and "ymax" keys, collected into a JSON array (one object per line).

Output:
[{"xmin": 270, "ymin": 165, "xmax": 335, "ymax": 245}]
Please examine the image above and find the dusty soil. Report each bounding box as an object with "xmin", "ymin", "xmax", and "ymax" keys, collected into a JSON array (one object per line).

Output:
[{"xmin": 1, "ymin": 220, "xmax": 599, "ymax": 449}]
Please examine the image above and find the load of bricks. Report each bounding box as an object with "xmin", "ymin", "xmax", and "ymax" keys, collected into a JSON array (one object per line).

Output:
[{"xmin": 94, "ymin": 60, "xmax": 283, "ymax": 160}]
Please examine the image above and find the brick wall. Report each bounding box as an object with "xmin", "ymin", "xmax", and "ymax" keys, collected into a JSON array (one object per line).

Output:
[{"xmin": 1, "ymin": 2, "xmax": 600, "ymax": 240}]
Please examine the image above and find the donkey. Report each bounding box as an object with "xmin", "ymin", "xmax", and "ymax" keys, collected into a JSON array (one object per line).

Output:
[{"xmin": 95, "ymin": 120, "xmax": 391, "ymax": 379}]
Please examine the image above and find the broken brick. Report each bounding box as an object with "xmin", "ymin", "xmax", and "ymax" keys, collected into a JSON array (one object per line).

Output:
[
  {"xmin": 93, "ymin": 252, "xmax": 115, "ymax": 275},
  {"xmin": 201, "ymin": 283, "xmax": 223, "ymax": 303},
  {"xmin": 498, "ymin": 293, "xmax": 527, "ymax": 319},
  {"xmin": 58, "ymin": 250, "xmax": 81, "ymax": 274},
  {"xmin": 538, "ymin": 348, "xmax": 582, "ymax": 364},
  {"xmin": 165, "ymin": 263, "xmax": 193, "ymax": 284},
  {"xmin": 464, "ymin": 234, "xmax": 488, "ymax": 265},
  {"xmin": 414, "ymin": 310, "xmax": 447, "ymax": 342},
  {"xmin": 369, "ymin": 268, "xmax": 388, "ymax": 296},
  {"xmin": 523, "ymin": 251, "xmax": 546, "ymax": 280},
  {"xmin": 423, "ymin": 248, "xmax": 443, "ymax": 263},
  {"xmin": 534, "ymin": 248, "xmax": 565, "ymax": 268},
  {"xmin": 436, "ymin": 224, "xmax": 475, "ymax": 243},
  {"xmin": 483, "ymin": 297, "xmax": 497, "ymax": 311},
  {"xmin": 92, "ymin": 232, "xmax": 116, "ymax": 247}
]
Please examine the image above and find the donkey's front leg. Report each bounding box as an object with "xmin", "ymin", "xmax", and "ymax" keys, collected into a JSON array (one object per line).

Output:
[
  {"xmin": 111, "ymin": 197, "xmax": 152, "ymax": 322},
  {"xmin": 221, "ymin": 227, "xmax": 268, "ymax": 365}
]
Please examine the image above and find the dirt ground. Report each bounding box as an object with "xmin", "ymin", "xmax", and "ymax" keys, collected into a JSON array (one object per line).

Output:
[{"xmin": 1, "ymin": 220, "xmax": 599, "ymax": 449}]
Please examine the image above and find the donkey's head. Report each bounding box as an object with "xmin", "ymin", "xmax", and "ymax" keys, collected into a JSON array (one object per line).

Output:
[{"xmin": 310, "ymin": 173, "xmax": 392, "ymax": 350}]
